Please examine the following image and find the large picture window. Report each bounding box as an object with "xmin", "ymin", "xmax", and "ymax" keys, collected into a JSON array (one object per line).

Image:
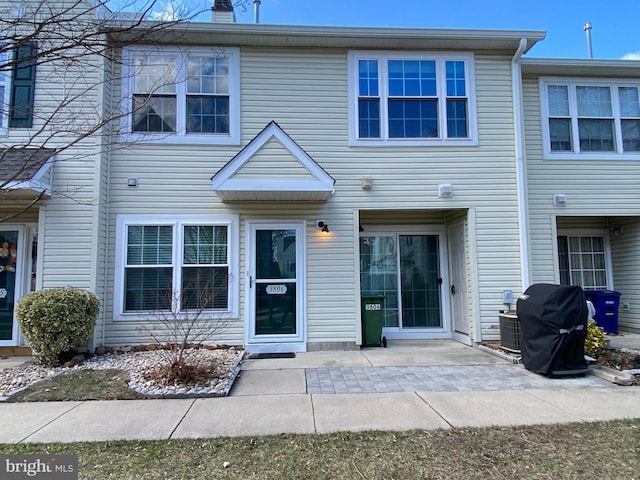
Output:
[
  {"xmin": 543, "ymin": 79, "xmax": 640, "ymax": 157},
  {"xmin": 115, "ymin": 215, "xmax": 238, "ymax": 318},
  {"xmin": 349, "ymin": 52, "xmax": 476, "ymax": 145},
  {"xmin": 121, "ymin": 46, "xmax": 240, "ymax": 145}
]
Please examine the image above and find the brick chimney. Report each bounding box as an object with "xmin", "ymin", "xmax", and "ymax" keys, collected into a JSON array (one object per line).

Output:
[{"xmin": 212, "ymin": 0, "xmax": 235, "ymax": 23}]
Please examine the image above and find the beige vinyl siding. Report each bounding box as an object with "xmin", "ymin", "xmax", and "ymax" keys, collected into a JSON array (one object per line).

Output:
[
  {"xmin": 232, "ymin": 139, "xmax": 316, "ymax": 180},
  {"xmin": 609, "ymin": 218, "xmax": 640, "ymax": 332},
  {"xmin": 104, "ymin": 49, "xmax": 524, "ymax": 345},
  {"xmin": 523, "ymin": 75, "xmax": 640, "ymax": 331}
]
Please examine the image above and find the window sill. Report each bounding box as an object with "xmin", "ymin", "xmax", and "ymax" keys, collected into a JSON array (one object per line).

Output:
[
  {"xmin": 349, "ymin": 137, "xmax": 478, "ymax": 147},
  {"xmin": 119, "ymin": 132, "xmax": 241, "ymax": 146},
  {"xmin": 114, "ymin": 310, "xmax": 237, "ymax": 322},
  {"xmin": 544, "ymin": 152, "xmax": 640, "ymax": 161}
]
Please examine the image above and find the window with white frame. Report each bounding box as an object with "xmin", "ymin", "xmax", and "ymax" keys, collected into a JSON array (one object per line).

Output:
[
  {"xmin": 0, "ymin": 49, "xmax": 9, "ymax": 133},
  {"xmin": 543, "ymin": 79, "xmax": 640, "ymax": 157},
  {"xmin": 349, "ymin": 52, "xmax": 476, "ymax": 145},
  {"xmin": 557, "ymin": 233, "xmax": 609, "ymax": 289},
  {"xmin": 115, "ymin": 215, "xmax": 238, "ymax": 318},
  {"xmin": 121, "ymin": 46, "xmax": 240, "ymax": 144}
]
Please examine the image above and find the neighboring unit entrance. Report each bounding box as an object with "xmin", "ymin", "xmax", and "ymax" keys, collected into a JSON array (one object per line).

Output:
[
  {"xmin": 0, "ymin": 230, "xmax": 19, "ymax": 344},
  {"xmin": 245, "ymin": 222, "xmax": 306, "ymax": 352}
]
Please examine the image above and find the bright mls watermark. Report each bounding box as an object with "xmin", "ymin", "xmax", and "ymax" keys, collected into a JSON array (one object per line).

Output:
[{"xmin": 0, "ymin": 455, "xmax": 78, "ymax": 479}]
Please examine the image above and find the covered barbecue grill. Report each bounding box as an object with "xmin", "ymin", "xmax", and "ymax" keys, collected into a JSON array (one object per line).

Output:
[{"xmin": 516, "ymin": 284, "xmax": 589, "ymax": 376}]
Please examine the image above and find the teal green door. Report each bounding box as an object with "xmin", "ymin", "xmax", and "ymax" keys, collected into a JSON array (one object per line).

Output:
[{"xmin": 0, "ymin": 231, "xmax": 19, "ymax": 341}]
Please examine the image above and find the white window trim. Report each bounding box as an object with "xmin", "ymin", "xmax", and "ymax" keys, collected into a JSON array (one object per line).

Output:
[
  {"xmin": 540, "ymin": 77, "xmax": 640, "ymax": 160},
  {"xmin": 114, "ymin": 214, "xmax": 239, "ymax": 320},
  {"xmin": 556, "ymin": 228, "xmax": 614, "ymax": 289},
  {"xmin": 348, "ymin": 50, "xmax": 478, "ymax": 147},
  {"xmin": 120, "ymin": 45, "xmax": 241, "ymax": 145},
  {"xmin": 0, "ymin": 47, "xmax": 11, "ymax": 136}
]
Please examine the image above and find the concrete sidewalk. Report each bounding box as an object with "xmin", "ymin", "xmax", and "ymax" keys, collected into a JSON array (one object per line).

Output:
[{"xmin": 0, "ymin": 338, "xmax": 638, "ymax": 444}]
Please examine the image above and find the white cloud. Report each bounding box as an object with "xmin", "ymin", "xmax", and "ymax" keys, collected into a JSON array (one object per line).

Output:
[{"xmin": 622, "ymin": 51, "xmax": 640, "ymax": 60}]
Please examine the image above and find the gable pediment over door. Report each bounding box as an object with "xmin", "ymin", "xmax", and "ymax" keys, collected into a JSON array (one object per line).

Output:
[{"xmin": 211, "ymin": 121, "xmax": 335, "ymax": 202}]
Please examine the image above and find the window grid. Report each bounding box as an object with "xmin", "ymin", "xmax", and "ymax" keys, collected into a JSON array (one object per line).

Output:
[
  {"xmin": 619, "ymin": 87, "xmax": 640, "ymax": 151},
  {"xmin": 558, "ymin": 235, "xmax": 608, "ymax": 290},
  {"xmin": 132, "ymin": 55, "xmax": 177, "ymax": 133},
  {"xmin": 186, "ymin": 56, "xmax": 230, "ymax": 134},
  {"xmin": 123, "ymin": 47, "xmax": 239, "ymax": 143},
  {"xmin": 353, "ymin": 54, "xmax": 472, "ymax": 143},
  {"xmin": 545, "ymin": 81, "xmax": 640, "ymax": 155},
  {"xmin": 357, "ymin": 60, "xmax": 380, "ymax": 138}
]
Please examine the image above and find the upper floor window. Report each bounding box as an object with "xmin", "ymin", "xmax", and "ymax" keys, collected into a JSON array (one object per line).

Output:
[
  {"xmin": 121, "ymin": 46, "xmax": 240, "ymax": 145},
  {"xmin": 542, "ymin": 79, "xmax": 640, "ymax": 158},
  {"xmin": 0, "ymin": 50, "xmax": 8, "ymax": 134},
  {"xmin": 349, "ymin": 51, "xmax": 477, "ymax": 146},
  {"xmin": 0, "ymin": 42, "xmax": 37, "ymax": 133}
]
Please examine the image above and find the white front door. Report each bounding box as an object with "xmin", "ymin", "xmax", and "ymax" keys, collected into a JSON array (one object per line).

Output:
[
  {"xmin": 245, "ymin": 222, "xmax": 306, "ymax": 353},
  {"xmin": 448, "ymin": 222, "xmax": 470, "ymax": 340}
]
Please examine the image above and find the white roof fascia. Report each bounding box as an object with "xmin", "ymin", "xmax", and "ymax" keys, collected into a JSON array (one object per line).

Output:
[
  {"xmin": 109, "ymin": 22, "xmax": 546, "ymax": 54},
  {"xmin": 522, "ymin": 58, "xmax": 640, "ymax": 77}
]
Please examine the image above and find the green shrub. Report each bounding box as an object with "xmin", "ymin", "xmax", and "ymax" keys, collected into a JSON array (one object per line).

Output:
[
  {"xmin": 585, "ymin": 320, "xmax": 606, "ymax": 358},
  {"xmin": 15, "ymin": 288, "xmax": 100, "ymax": 365}
]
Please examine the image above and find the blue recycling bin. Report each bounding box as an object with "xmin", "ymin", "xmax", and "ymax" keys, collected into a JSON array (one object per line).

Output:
[{"xmin": 584, "ymin": 290, "xmax": 621, "ymax": 334}]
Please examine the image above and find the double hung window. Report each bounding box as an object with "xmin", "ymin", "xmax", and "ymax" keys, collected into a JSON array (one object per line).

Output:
[
  {"xmin": 122, "ymin": 46, "xmax": 240, "ymax": 144},
  {"xmin": 350, "ymin": 52, "xmax": 476, "ymax": 145},
  {"xmin": 543, "ymin": 79, "xmax": 640, "ymax": 157},
  {"xmin": 115, "ymin": 215, "xmax": 238, "ymax": 318}
]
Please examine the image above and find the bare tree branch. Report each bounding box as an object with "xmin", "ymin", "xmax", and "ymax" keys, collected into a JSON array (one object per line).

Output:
[{"xmin": 1, "ymin": 0, "xmax": 256, "ymax": 221}]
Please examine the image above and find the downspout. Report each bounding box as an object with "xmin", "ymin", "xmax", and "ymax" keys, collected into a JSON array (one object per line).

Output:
[{"xmin": 512, "ymin": 38, "xmax": 531, "ymax": 292}]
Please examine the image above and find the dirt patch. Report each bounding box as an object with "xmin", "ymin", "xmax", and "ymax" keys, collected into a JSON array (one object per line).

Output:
[{"xmin": 597, "ymin": 347, "xmax": 640, "ymax": 385}]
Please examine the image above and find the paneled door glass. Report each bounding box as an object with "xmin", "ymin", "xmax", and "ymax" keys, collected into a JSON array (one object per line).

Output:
[
  {"xmin": 0, "ymin": 231, "xmax": 18, "ymax": 341},
  {"xmin": 399, "ymin": 235, "xmax": 441, "ymax": 328},
  {"xmin": 254, "ymin": 229, "xmax": 297, "ymax": 335}
]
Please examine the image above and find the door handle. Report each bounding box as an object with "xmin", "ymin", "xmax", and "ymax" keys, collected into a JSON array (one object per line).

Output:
[{"xmin": 451, "ymin": 285, "xmax": 456, "ymax": 295}]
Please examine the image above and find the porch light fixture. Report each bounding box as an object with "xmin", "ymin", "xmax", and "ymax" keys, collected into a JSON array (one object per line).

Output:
[
  {"xmin": 127, "ymin": 178, "xmax": 138, "ymax": 187},
  {"xmin": 316, "ymin": 220, "xmax": 329, "ymax": 233},
  {"xmin": 614, "ymin": 226, "xmax": 624, "ymax": 237},
  {"xmin": 438, "ymin": 184, "xmax": 453, "ymax": 198},
  {"xmin": 553, "ymin": 193, "xmax": 567, "ymax": 206}
]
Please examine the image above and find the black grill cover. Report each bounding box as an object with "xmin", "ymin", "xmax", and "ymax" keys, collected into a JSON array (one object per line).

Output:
[{"xmin": 516, "ymin": 284, "xmax": 588, "ymax": 375}]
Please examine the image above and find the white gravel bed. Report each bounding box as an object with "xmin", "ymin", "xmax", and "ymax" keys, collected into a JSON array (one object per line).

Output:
[{"xmin": 0, "ymin": 347, "xmax": 245, "ymax": 399}]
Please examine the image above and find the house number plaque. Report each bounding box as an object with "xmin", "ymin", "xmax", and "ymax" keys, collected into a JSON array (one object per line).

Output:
[
  {"xmin": 365, "ymin": 303, "xmax": 381, "ymax": 311},
  {"xmin": 266, "ymin": 285, "xmax": 287, "ymax": 295}
]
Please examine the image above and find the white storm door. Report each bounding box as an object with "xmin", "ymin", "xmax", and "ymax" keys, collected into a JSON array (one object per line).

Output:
[{"xmin": 246, "ymin": 222, "xmax": 306, "ymax": 352}]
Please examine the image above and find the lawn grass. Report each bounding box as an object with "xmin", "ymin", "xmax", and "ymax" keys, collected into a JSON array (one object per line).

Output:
[{"xmin": 0, "ymin": 420, "xmax": 638, "ymax": 479}]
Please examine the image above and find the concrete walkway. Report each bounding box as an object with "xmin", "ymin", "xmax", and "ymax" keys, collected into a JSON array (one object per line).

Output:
[{"xmin": 0, "ymin": 338, "xmax": 638, "ymax": 444}]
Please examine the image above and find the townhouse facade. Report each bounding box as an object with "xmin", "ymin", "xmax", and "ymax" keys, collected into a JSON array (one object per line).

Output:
[{"xmin": 1, "ymin": 0, "xmax": 638, "ymax": 354}]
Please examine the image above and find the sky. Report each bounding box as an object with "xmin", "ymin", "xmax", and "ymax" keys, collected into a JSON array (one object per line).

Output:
[{"xmin": 163, "ymin": 0, "xmax": 640, "ymax": 60}]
